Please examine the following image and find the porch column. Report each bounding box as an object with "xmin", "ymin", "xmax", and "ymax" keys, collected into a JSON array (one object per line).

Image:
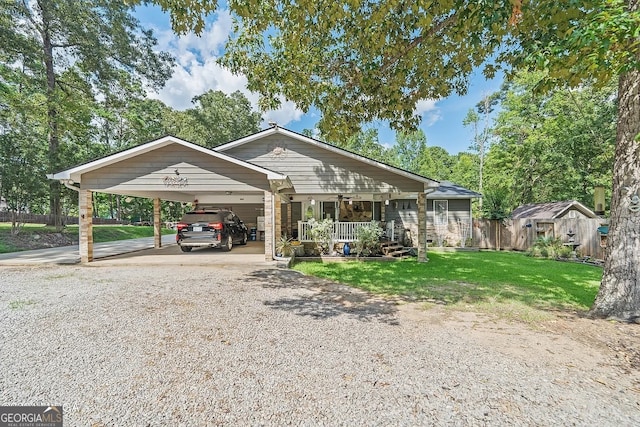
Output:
[
  {"xmin": 287, "ymin": 203, "xmax": 292, "ymax": 237},
  {"xmin": 274, "ymin": 194, "xmax": 282, "ymax": 240},
  {"xmin": 153, "ymin": 198, "xmax": 161, "ymax": 249},
  {"xmin": 264, "ymin": 191, "xmax": 273, "ymax": 261},
  {"xmin": 79, "ymin": 189, "xmax": 93, "ymax": 263},
  {"xmin": 417, "ymin": 192, "xmax": 428, "ymax": 262},
  {"xmin": 381, "ymin": 201, "xmax": 386, "ymax": 222}
]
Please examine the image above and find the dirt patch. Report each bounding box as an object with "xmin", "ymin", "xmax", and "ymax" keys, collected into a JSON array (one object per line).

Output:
[
  {"xmin": 399, "ymin": 303, "xmax": 640, "ymax": 387},
  {"xmin": 4, "ymin": 230, "xmax": 78, "ymax": 251}
]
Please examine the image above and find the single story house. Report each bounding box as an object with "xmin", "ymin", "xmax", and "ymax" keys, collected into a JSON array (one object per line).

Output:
[{"xmin": 48, "ymin": 126, "xmax": 480, "ymax": 262}]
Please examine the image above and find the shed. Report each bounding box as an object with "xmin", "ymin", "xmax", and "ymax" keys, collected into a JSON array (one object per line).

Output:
[{"xmin": 511, "ymin": 200, "xmax": 598, "ymax": 220}]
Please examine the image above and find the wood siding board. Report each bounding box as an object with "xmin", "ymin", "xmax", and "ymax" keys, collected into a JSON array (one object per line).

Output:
[
  {"xmin": 225, "ymin": 135, "xmax": 424, "ymax": 193},
  {"xmin": 473, "ymin": 217, "xmax": 606, "ymax": 258},
  {"xmin": 81, "ymin": 144, "xmax": 270, "ymax": 192}
]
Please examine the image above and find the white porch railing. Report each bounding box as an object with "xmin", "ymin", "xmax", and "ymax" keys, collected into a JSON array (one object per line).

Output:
[{"xmin": 297, "ymin": 220, "xmax": 394, "ymax": 242}]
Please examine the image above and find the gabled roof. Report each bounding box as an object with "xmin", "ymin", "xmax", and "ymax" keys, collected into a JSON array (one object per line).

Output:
[
  {"xmin": 47, "ymin": 135, "xmax": 289, "ymax": 183},
  {"xmin": 511, "ymin": 200, "xmax": 598, "ymax": 219},
  {"xmin": 428, "ymin": 181, "xmax": 482, "ymax": 199},
  {"xmin": 214, "ymin": 126, "xmax": 439, "ymax": 189}
]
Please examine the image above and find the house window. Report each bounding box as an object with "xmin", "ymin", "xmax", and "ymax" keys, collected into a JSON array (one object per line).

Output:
[
  {"xmin": 434, "ymin": 200, "xmax": 448, "ymax": 225},
  {"xmin": 339, "ymin": 200, "xmax": 372, "ymax": 222},
  {"xmin": 322, "ymin": 201, "xmax": 336, "ymax": 220}
]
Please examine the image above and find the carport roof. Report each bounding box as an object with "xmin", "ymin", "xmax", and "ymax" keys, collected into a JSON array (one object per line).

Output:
[{"xmin": 47, "ymin": 135, "xmax": 289, "ymax": 184}]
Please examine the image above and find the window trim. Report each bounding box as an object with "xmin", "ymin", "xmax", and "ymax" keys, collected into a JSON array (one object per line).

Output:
[{"xmin": 434, "ymin": 200, "xmax": 449, "ymax": 226}]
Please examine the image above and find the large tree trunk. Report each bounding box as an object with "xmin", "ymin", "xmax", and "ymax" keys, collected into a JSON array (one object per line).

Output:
[
  {"xmin": 38, "ymin": 0, "xmax": 62, "ymax": 230},
  {"xmin": 590, "ymin": 57, "xmax": 640, "ymax": 320}
]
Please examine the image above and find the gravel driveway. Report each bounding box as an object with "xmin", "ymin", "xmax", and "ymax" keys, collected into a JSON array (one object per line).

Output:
[{"xmin": 1, "ymin": 264, "xmax": 638, "ymax": 425}]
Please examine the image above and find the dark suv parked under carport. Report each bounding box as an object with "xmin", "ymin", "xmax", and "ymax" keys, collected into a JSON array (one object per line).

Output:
[{"xmin": 176, "ymin": 210, "xmax": 248, "ymax": 252}]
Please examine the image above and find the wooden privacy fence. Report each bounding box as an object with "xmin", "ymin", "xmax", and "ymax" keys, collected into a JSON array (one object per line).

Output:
[
  {"xmin": 473, "ymin": 218, "xmax": 609, "ymax": 259},
  {"xmin": 0, "ymin": 212, "xmax": 123, "ymax": 225}
]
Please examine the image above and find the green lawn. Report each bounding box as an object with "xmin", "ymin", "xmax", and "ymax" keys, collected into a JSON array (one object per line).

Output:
[
  {"xmin": 89, "ymin": 225, "xmax": 175, "ymax": 243},
  {"xmin": 0, "ymin": 223, "xmax": 175, "ymax": 253},
  {"xmin": 293, "ymin": 251, "xmax": 603, "ymax": 312}
]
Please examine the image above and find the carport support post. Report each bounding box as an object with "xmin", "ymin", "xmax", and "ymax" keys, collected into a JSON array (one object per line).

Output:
[
  {"xmin": 264, "ymin": 191, "xmax": 273, "ymax": 261},
  {"xmin": 79, "ymin": 189, "xmax": 93, "ymax": 263},
  {"xmin": 274, "ymin": 194, "xmax": 282, "ymax": 242},
  {"xmin": 417, "ymin": 192, "xmax": 428, "ymax": 262},
  {"xmin": 153, "ymin": 198, "xmax": 161, "ymax": 249}
]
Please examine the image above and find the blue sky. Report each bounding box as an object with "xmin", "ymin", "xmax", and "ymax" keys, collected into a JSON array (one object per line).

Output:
[{"xmin": 135, "ymin": 6, "xmax": 503, "ymax": 155}]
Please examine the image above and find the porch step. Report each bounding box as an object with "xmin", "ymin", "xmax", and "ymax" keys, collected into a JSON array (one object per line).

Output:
[
  {"xmin": 383, "ymin": 248, "xmax": 411, "ymax": 258},
  {"xmin": 380, "ymin": 241, "xmax": 411, "ymax": 258},
  {"xmin": 380, "ymin": 241, "xmax": 400, "ymax": 249}
]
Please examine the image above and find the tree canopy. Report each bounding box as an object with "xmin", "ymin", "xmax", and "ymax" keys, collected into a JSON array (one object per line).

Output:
[{"xmin": 150, "ymin": 0, "xmax": 640, "ymax": 320}]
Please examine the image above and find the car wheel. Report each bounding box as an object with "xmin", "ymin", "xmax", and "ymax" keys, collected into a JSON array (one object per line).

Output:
[
  {"xmin": 221, "ymin": 235, "xmax": 233, "ymax": 252},
  {"xmin": 180, "ymin": 246, "xmax": 192, "ymax": 253},
  {"xmin": 240, "ymin": 232, "xmax": 248, "ymax": 245}
]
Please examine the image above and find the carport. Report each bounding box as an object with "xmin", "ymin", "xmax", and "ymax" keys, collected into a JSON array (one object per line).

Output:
[{"xmin": 48, "ymin": 136, "xmax": 292, "ymax": 263}]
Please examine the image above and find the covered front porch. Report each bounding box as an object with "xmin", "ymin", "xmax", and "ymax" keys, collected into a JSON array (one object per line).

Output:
[
  {"xmin": 296, "ymin": 220, "xmax": 396, "ymax": 242},
  {"xmin": 275, "ymin": 192, "xmax": 428, "ymax": 248},
  {"xmin": 280, "ymin": 192, "xmax": 399, "ymax": 242}
]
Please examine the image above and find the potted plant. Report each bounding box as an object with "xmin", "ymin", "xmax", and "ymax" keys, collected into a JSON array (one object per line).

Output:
[{"xmin": 275, "ymin": 235, "xmax": 295, "ymax": 258}]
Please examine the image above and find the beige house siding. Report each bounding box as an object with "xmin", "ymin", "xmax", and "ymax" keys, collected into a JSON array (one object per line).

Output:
[
  {"xmin": 81, "ymin": 144, "xmax": 270, "ymax": 193},
  {"xmin": 223, "ymin": 134, "xmax": 424, "ymax": 194},
  {"xmin": 426, "ymin": 199, "xmax": 472, "ymax": 246},
  {"xmin": 426, "ymin": 199, "xmax": 472, "ymax": 224}
]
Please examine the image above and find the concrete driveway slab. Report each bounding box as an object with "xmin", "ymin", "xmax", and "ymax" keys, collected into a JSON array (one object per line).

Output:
[{"xmin": 0, "ymin": 235, "xmax": 269, "ymax": 266}]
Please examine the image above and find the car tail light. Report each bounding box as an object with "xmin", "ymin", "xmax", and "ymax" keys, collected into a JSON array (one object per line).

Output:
[
  {"xmin": 208, "ymin": 222, "xmax": 223, "ymax": 230},
  {"xmin": 176, "ymin": 222, "xmax": 188, "ymax": 231}
]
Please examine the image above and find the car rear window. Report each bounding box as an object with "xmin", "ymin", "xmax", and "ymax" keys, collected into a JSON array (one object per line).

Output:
[{"xmin": 180, "ymin": 211, "xmax": 224, "ymax": 223}]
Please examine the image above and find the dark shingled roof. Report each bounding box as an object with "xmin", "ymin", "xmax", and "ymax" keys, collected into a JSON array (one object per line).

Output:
[
  {"xmin": 511, "ymin": 200, "xmax": 597, "ymax": 219},
  {"xmin": 428, "ymin": 181, "xmax": 482, "ymax": 199}
]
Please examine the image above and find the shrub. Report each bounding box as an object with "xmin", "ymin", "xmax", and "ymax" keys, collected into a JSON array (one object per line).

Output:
[
  {"xmin": 527, "ymin": 236, "xmax": 565, "ymax": 259},
  {"xmin": 308, "ymin": 218, "xmax": 334, "ymax": 255},
  {"xmin": 354, "ymin": 221, "xmax": 383, "ymax": 256}
]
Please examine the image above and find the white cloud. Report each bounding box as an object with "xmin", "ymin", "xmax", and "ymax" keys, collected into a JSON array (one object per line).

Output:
[
  {"xmin": 415, "ymin": 99, "xmax": 442, "ymax": 126},
  {"xmin": 147, "ymin": 9, "xmax": 304, "ymax": 127},
  {"xmin": 262, "ymin": 99, "xmax": 305, "ymax": 126}
]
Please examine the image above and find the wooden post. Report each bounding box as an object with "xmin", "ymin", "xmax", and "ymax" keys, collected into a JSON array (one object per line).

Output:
[
  {"xmin": 79, "ymin": 189, "xmax": 93, "ymax": 263},
  {"xmin": 274, "ymin": 194, "xmax": 282, "ymax": 241},
  {"xmin": 153, "ymin": 198, "xmax": 161, "ymax": 249},
  {"xmin": 287, "ymin": 202, "xmax": 292, "ymax": 237},
  {"xmin": 264, "ymin": 191, "xmax": 273, "ymax": 261},
  {"xmin": 417, "ymin": 192, "xmax": 428, "ymax": 262}
]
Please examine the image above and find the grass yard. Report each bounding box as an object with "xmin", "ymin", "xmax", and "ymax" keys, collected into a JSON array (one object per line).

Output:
[
  {"xmin": 0, "ymin": 223, "xmax": 175, "ymax": 253},
  {"xmin": 89, "ymin": 225, "xmax": 175, "ymax": 243},
  {"xmin": 293, "ymin": 251, "xmax": 603, "ymax": 313}
]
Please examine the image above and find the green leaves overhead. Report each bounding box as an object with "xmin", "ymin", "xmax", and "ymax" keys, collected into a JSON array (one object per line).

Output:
[
  {"xmin": 220, "ymin": 1, "xmax": 507, "ymax": 139},
  {"xmin": 148, "ymin": 0, "xmax": 639, "ymax": 142}
]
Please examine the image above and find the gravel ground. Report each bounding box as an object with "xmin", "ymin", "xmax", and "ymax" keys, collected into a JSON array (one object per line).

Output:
[{"xmin": 1, "ymin": 264, "xmax": 639, "ymax": 426}]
